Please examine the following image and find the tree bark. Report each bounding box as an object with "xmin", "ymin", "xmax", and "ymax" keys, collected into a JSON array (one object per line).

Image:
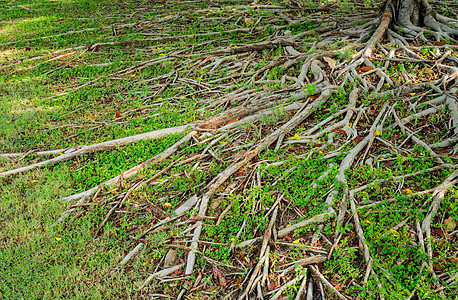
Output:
[{"xmin": 383, "ymin": 0, "xmax": 458, "ymax": 41}]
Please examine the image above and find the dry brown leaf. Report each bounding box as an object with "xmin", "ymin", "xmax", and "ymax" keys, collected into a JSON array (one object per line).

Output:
[
  {"xmin": 323, "ymin": 56, "xmax": 336, "ymax": 68},
  {"xmin": 432, "ymin": 228, "xmax": 445, "ymax": 236},
  {"xmin": 213, "ymin": 267, "xmax": 226, "ymax": 287},
  {"xmin": 234, "ymin": 150, "xmax": 247, "ymax": 160},
  {"xmin": 164, "ymin": 249, "xmax": 177, "ymax": 267},
  {"xmin": 331, "ymin": 129, "xmax": 346, "ymax": 136},
  {"xmin": 225, "ymin": 116, "xmax": 242, "ymax": 125},
  {"xmin": 444, "ymin": 217, "xmax": 456, "ymax": 232},
  {"xmin": 352, "ymin": 136, "xmax": 363, "ymax": 143},
  {"xmin": 359, "ymin": 66, "xmax": 372, "ymax": 72}
]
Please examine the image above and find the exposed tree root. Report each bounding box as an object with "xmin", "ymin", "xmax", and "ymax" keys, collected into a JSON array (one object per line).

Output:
[
  {"xmin": 2, "ymin": 0, "xmax": 458, "ymax": 298},
  {"xmin": 0, "ymin": 125, "xmax": 194, "ymax": 177}
]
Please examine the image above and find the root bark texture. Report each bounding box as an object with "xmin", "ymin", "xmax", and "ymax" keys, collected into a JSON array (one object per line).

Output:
[{"xmin": 3, "ymin": 0, "xmax": 458, "ymax": 299}]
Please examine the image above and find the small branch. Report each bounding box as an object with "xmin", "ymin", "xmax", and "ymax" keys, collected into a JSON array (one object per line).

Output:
[
  {"xmin": 115, "ymin": 242, "xmax": 144, "ymax": 269},
  {"xmin": 61, "ymin": 131, "xmax": 196, "ymax": 203},
  {"xmin": 1, "ymin": 125, "xmax": 193, "ymax": 177},
  {"xmin": 138, "ymin": 264, "xmax": 184, "ymax": 290},
  {"xmin": 309, "ymin": 265, "xmax": 349, "ymax": 300}
]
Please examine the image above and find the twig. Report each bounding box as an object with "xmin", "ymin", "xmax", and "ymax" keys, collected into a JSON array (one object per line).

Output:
[
  {"xmin": 238, "ymin": 207, "xmax": 278, "ymax": 299},
  {"xmin": 1, "ymin": 125, "xmax": 194, "ymax": 177},
  {"xmin": 61, "ymin": 131, "xmax": 196, "ymax": 203},
  {"xmin": 116, "ymin": 242, "xmax": 144, "ymax": 268},
  {"xmin": 138, "ymin": 264, "xmax": 184, "ymax": 290},
  {"xmin": 309, "ymin": 265, "xmax": 349, "ymax": 300}
]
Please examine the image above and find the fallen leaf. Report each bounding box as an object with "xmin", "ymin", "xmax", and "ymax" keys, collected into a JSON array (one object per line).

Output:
[
  {"xmin": 292, "ymin": 239, "xmax": 300, "ymax": 244},
  {"xmin": 432, "ymin": 228, "xmax": 445, "ymax": 236},
  {"xmin": 162, "ymin": 203, "xmax": 172, "ymax": 208},
  {"xmin": 363, "ymin": 220, "xmax": 371, "ymax": 225},
  {"xmin": 323, "ymin": 56, "xmax": 336, "ymax": 68},
  {"xmin": 269, "ymin": 281, "xmax": 276, "ymax": 291},
  {"xmin": 359, "ymin": 66, "xmax": 372, "ymax": 72},
  {"xmin": 245, "ymin": 18, "xmax": 252, "ymax": 24},
  {"xmin": 87, "ymin": 114, "xmax": 93, "ymax": 119},
  {"xmin": 234, "ymin": 150, "xmax": 247, "ymax": 160},
  {"xmin": 115, "ymin": 111, "xmax": 121, "ymax": 118},
  {"xmin": 294, "ymin": 133, "xmax": 301, "ymax": 140},
  {"xmin": 225, "ymin": 116, "xmax": 242, "ymax": 125},
  {"xmin": 164, "ymin": 249, "xmax": 177, "ymax": 267},
  {"xmin": 213, "ymin": 267, "xmax": 226, "ymax": 287},
  {"xmin": 390, "ymin": 229, "xmax": 400, "ymax": 236},
  {"xmin": 352, "ymin": 136, "xmax": 363, "ymax": 143},
  {"xmin": 331, "ymin": 129, "xmax": 346, "ymax": 136},
  {"xmin": 444, "ymin": 217, "xmax": 456, "ymax": 232},
  {"xmin": 375, "ymin": 129, "xmax": 381, "ymax": 136},
  {"xmin": 405, "ymin": 189, "xmax": 412, "ymax": 194}
]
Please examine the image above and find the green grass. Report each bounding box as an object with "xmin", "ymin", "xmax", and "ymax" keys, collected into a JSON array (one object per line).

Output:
[
  {"xmin": 1, "ymin": 0, "xmax": 457, "ymax": 299},
  {"xmin": 0, "ymin": 0, "xmax": 207, "ymax": 298},
  {"xmin": 0, "ymin": 168, "xmax": 126, "ymax": 299},
  {"xmin": 0, "ymin": 134, "xmax": 189, "ymax": 299},
  {"xmin": 0, "ymin": 1, "xmax": 267, "ymax": 296}
]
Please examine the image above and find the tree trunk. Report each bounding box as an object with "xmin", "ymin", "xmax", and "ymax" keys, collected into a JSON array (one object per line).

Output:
[{"xmin": 382, "ymin": 0, "xmax": 458, "ymax": 41}]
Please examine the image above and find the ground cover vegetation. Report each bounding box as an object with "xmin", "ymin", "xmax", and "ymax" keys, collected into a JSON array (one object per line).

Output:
[{"xmin": 0, "ymin": 0, "xmax": 457, "ymax": 299}]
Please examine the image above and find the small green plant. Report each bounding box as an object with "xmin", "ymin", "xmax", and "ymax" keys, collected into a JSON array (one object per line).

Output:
[
  {"xmin": 259, "ymin": 107, "xmax": 288, "ymax": 126},
  {"xmin": 304, "ymin": 83, "xmax": 317, "ymax": 95}
]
